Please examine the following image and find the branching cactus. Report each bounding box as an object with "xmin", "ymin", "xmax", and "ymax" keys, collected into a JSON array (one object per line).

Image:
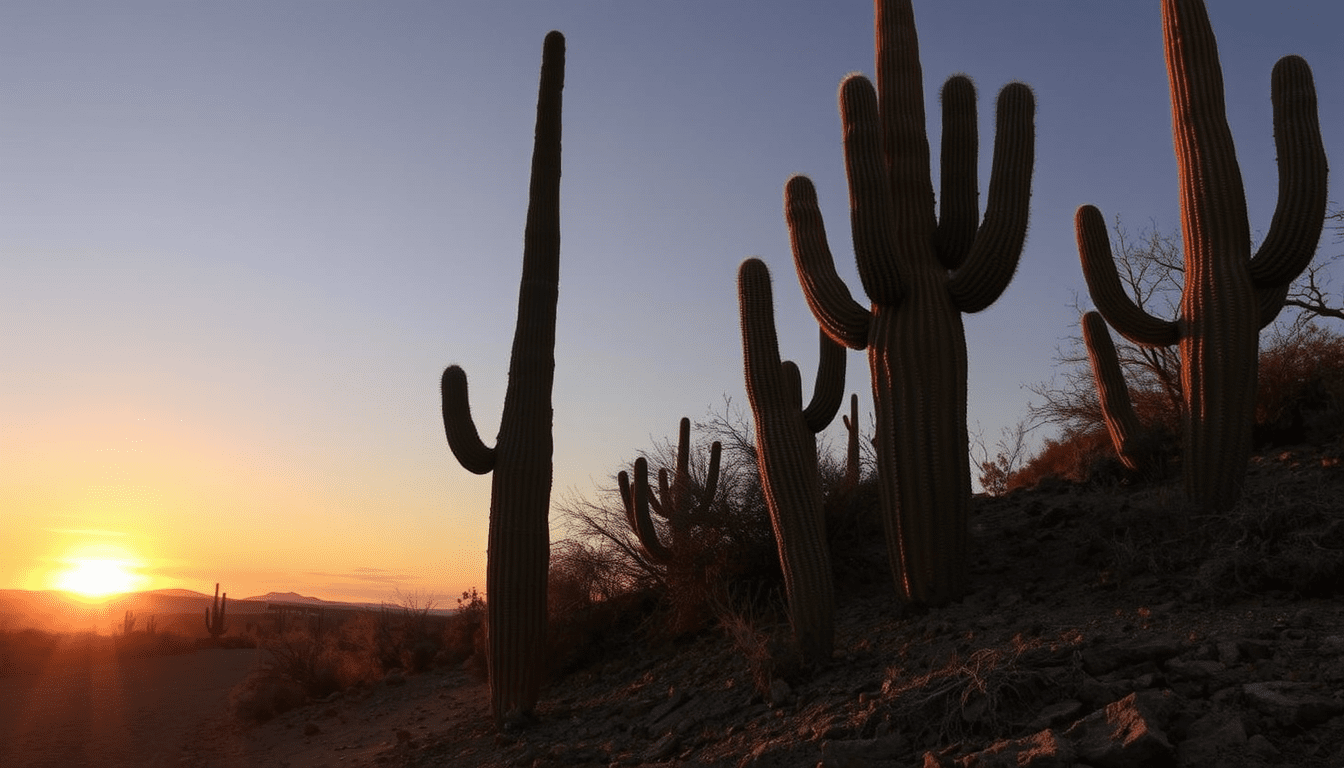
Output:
[
  {"xmin": 205, "ymin": 583, "xmax": 227, "ymax": 640},
  {"xmin": 617, "ymin": 417, "xmax": 722, "ymax": 566},
  {"xmin": 1077, "ymin": 0, "xmax": 1326, "ymax": 512},
  {"xmin": 738, "ymin": 257, "xmax": 845, "ymax": 664},
  {"xmin": 785, "ymin": 0, "xmax": 1034, "ymax": 607},
  {"xmin": 439, "ymin": 31, "xmax": 564, "ymax": 727}
]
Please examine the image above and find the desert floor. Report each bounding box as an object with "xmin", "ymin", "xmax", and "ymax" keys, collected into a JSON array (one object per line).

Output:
[{"xmin": 0, "ymin": 647, "xmax": 260, "ymax": 768}]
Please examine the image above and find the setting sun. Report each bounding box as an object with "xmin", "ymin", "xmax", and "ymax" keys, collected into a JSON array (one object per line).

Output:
[{"xmin": 50, "ymin": 544, "xmax": 149, "ymax": 600}]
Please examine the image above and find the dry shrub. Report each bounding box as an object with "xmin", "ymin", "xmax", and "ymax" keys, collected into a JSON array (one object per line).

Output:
[
  {"xmin": 546, "ymin": 539, "xmax": 654, "ymax": 678},
  {"xmin": 877, "ymin": 641, "xmax": 1053, "ymax": 747},
  {"xmin": 229, "ymin": 668, "xmax": 307, "ymax": 724},
  {"xmin": 1255, "ymin": 323, "xmax": 1344, "ymax": 446},
  {"xmin": 442, "ymin": 587, "xmax": 485, "ymax": 670}
]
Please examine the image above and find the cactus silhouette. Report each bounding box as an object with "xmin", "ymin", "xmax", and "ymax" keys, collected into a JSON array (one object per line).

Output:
[
  {"xmin": 617, "ymin": 417, "xmax": 722, "ymax": 566},
  {"xmin": 738, "ymin": 257, "xmax": 845, "ymax": 664},
  {"xmin": 785, "ymin": 0, "xmax": 1034, "ymax": 606},
  {"xmin": 204, "ymin": 583, "xmax": 227, "ymax": 639},
  {"xmin": 1082, "ymin": 311, "xmax": 1154, "ymax": 473},
  {"xmin": 1077, "ymin": 0, "xmax": 1326, "ymax": 512},
  {"xmin": 841, "ymin": 393, "xmax": 861, "ymax": 493},
  {"xmin": 439, "ymin": 30, "xmax": 563, "ymax": 726}
]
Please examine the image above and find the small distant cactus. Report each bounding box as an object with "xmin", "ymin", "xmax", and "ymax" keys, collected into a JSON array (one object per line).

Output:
[
  {"xmin": 123, "ymin": 610, "xmax": 137, "ymax": 636},
  {"xmin": 841, "ymin": 394, "xmax": 862, "ymax": 493},
  {"xmin": 617, "ymin": 417, "xmax": 722, "ymax": 566},
  {"xmin": 1077, "ymin": 0, "xmax": 1326, "ymax": 511},
  {"xmin": 439, "ymin": 31, "xmax": 564, "ymax": 727},
  {"xmin": 205, "ymin": 583, "xmax": 228, "ymax": 639},
  {"xmin": 786, "ymin": 0, "xmax": 1034, "ymax": 606},
  {"xmin": 738, "ymin": 257, "xmax": 845, "ymax": 664}
]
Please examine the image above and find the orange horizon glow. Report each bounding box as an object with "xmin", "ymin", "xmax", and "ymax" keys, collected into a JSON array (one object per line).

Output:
[{"xmin": 48, "ymin": 543, "xmax": 150, "ymax": 602}]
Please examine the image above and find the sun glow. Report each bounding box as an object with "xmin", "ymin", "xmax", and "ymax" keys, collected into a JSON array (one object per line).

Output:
[{"xmin": 52, "ymin": 544, "xmax": 149, "ymax": 601}]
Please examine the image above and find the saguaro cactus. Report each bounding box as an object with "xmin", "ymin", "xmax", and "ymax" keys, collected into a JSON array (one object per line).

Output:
[
  {"xmin": 617, "ymin": 417, "xmax": 722, "ymax": 566},
  {"xmin": 785, "ymin": 0, "xmax": 1034, "ymax": 607},
  {"xmin": 841, "ymin": 393, "xmax": 862, "ymax": 493},
  {"xmin": 738, "ymin": 257, "xmax": 845, "ymax": 664},
  {"xmin": 1077, "ymin": 0, "xmax": 1326, "ymax": 512},
  {"xmin": 1082, "ymin": 311, "xmax": 1153, "ymax": 473},
  {"xmin": 439, "ymin": 31, "xmax": 564, "ymax": 726},
  {"xmin": 205, "ymin": 583, "xmax": 227, "ymax": 639}
]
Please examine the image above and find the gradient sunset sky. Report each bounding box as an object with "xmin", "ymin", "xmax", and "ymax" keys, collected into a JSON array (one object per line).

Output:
[{"xmin": 4, "ymin": 1, "xmax": 1342, "ymax": 605}]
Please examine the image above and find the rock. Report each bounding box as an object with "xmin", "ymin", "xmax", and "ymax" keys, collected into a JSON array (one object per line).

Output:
[
  {"xmin": 642, "ymin": 732, "xmax": 680, "ymax": 762},
  {"xmin": 303, "ymin": 721, "xmax": 320, "ymax": 736},
  {"xmin": 1061, "ymin": 691, "xmax": 1174, "ymax": 768},
  {"xmin": 1215, "ymin": 641, "xmax": 1241, "ymax": 665},
  {"xmin": 768, "ymin": 678, "xmax": 793, "ymax": 708},
  {"xmin": 1164, "ymin": 658, "xmax": 1226, "ymax": 681},
  {"xmin": 648, "ymin": 687, "xmax": 688, "ymax": 724},
  {"xmin": 1081, "ymin": 636, "xmax": 1185, "ymax": 675},
  {"xmin": 1243, "ymin": 680, "xmax": 1344, "ymax": 727},
  {"xmin": 1176, "ymin": 710, "xmax": 1246, "ymax": 767},
  {"xmin": 383, "ymin": 669, "xmax": 406, "ymax": 687},
  {"xmin": 953, "ymin": 729, "xmax": 1074, "ymax": 768},
  {"xmin": 1028, "ymin": 700, "xmax": 1084, "ymax": 731},
  {"xmin": 821, "ymin": 734, "xmax": 909, "ymax": 768},
  {"xmin": 1246, "ymin": 734, "xmax": 1280, "ymax": 760}
]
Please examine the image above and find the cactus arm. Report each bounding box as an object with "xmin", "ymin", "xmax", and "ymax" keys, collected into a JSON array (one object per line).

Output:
[
  {"xmin": 841, "ymin": 75, "xmax": 907, "ymax": 305},
  {"xmin": 801, "ymin": 327, "xmax": 848, "ymax": 433},
  {"xmin": 1247, "ymin": 55, "xmax": 1328, "ymax": 290},
  {"xmin": 1076, "ymin": 205, "xmax": 1182, "ymax": 347},
  {"xmin": 1082, "ymin": 312, "xmax": 1148, "ymax": 472},
  {"xmin": 699, "ymin": 441, "xmax": 722, "ymax": 514},
  {"xmin": 619, "ymin": 458, "xmax": 674, "ymax": 565},
  {"xmin": 947, "ymin": 82, "xmax": 1036, "ymax": 313},
  {"xmin": 785, "ymin": 175, "xmax": 872, "ymax": 350},
  {"xmin": 875, "ymin": 0, "xmax": 935, "ymax": 250},
  {"xmin": 1256, "ymin": 281, "xmax": 1292, "ymax": 330},
  {"xmin": 932, "ymin": 76, "xmax": 979, "ymax": 270},
  {"xmin": 440, "ymin": 366, "xmax": 497, "ymax": 475},
  {"xmin": 738, "ymin": 257, "xmax": 835, "ymax": 664}
]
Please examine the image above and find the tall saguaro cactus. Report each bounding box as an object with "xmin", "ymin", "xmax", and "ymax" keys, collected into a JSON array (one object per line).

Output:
[
  {"xmin": 739, "ymin": 257, "xmax": 845, "ymax": 664},
  {"xmin": 785, "ymin": 0, "xmax": 1034, "ymax": 607},
  {"xmin": 439, "ymin": 31, "xmax": 564, "ymax": 727},
  {"xmin": 617, "ymin": 417, "xmax": 722, "ymax": 566},
  {"xmin": 204, "ymin": 583, "xmax": 227, "ymax": 640},
  {"xmin": 1077, "ymin": 0, "xmax": 1326, "ymax": 512}
]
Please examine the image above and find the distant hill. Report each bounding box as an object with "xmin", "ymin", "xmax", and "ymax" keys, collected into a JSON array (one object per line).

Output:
[{"xmin": 243, "ymin": 591, "xmax": 326, "ymax": 605}]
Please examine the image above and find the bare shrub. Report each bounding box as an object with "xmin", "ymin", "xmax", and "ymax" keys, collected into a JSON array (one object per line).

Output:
[{"xmin": 229, "ymin": 669, "xmax": 307, "ymax": 724}]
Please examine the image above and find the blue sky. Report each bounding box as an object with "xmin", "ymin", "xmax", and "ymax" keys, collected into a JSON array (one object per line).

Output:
[{"xmin": 4, "ymin": 1, "xmax": 1342, "ymax": 605}]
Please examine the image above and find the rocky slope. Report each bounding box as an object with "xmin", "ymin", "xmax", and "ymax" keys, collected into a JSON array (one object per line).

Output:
[{"xmin": 218, "ymin": 445, "xmax": 1344, "ymax": 768}]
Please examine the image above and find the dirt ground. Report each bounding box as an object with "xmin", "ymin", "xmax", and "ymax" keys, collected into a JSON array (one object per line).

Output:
[{"xmin": 0, "ymin": 647, "xmax": 261, "ymax": 768}]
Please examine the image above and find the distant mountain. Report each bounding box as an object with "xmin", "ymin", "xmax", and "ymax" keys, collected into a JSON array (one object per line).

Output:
[
  {"xmin": 242, "ymin": 591, "xmax": 326, "ymax": 605},
  {"xmin": 143, "ymin": 588, "xmax": 209, "ymax": 599}
]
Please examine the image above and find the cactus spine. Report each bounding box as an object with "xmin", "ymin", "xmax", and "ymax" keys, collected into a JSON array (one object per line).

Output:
[
  {"xmin": 439, "ymin": 31, "xmax": 564, "ymax": 726},
  {"xmin": 205, "ymin": 583, "xmax": 227, "ymax": 639},
  {"xmin": 786, "ymin": 0, "xmax": 1034, "ymax": 607},
  {"xmin": 1077, "ymin": 0, "xmax": 1326, "ymax": 511},
  {"xmin": 738, "ymin": 257, "xmax": 845, "ymax": 664},
  {"xmin": 617, "ymin": 417, "xmax": 722, "ymax": 566}
]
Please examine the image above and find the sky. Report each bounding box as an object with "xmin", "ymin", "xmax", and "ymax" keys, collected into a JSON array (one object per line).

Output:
[{"xmin": 4, "ymin": 1, "xmax": 1343, "ymax": 607}]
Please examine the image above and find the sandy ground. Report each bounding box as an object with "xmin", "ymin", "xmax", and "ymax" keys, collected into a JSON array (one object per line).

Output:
[{"xmin": 0, "ymin": 648, "xmax": 262, "ymax": 768}]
